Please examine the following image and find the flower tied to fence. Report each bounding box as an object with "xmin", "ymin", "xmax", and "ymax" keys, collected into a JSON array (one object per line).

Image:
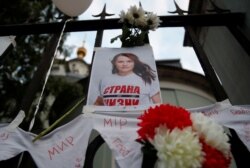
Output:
[
  {"xmin": 137, "ymin": 104, "xmax": 232, "ymax": 168},
  {"xmin": 111, "ymin": 5, "xmax": 162, "ymax": 47}
]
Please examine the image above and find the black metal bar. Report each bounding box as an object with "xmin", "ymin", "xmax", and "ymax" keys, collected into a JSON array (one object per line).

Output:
[
  {"xmin": 90, "ymin": 4, "xmax": 114, "ymax": 65},
  {"xmin": 83, "ymin": 135, "xmax": 105, "ymax": 168},
  {"xmin": 185, "ymin": 26, "xmax": 228, "ymax": 101},
  {"xmin": 172, "ymin": 2, "xmax": 228, "ymax": 101},
  {"xmin": 0, "ymin": 13, "xmax": 244, "ymax": 36},
  {"xmin": 92, "ymin": 4, "xmax": 114, "ymax": 47}
]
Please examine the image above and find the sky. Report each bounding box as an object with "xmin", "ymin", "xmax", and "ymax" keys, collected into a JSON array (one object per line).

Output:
[{"xmin": 63, "ymin": 0, "xmax": 204, "ymax": 75}]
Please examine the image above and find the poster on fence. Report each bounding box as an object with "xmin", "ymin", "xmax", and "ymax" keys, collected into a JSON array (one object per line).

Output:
[{"xmin": 87, "ymin": 45, "xmax": 162, "ymax": 106}]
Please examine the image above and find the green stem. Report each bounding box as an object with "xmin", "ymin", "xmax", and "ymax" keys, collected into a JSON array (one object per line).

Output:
[
  {"xmin": 32, "ymin": 97, "xmax": 85, "ymax": 142},
  {"xmin": 134, "ymin": 27, "xmax": 140, "ymax": 37}
]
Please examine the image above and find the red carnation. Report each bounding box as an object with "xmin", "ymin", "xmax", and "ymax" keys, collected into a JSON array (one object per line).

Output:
[
  {"xmin": 201, "ymin": 140, "xmax": 231, "ymax": 168},
  {"xmin": 137, "ymin": 104, "xmax": 192, "ymax": 140}
]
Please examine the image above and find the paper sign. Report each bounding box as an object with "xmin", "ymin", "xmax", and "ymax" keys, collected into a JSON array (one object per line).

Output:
[{"xmin": 87, "ymin": 45, "xmax": 162, "ymax": 106}]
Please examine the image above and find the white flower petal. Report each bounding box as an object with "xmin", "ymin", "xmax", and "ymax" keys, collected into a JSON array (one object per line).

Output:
[
  {"xmin": 151, "ymin": 126, "xmax": 203, "ymax": 168},
  {"xmin": 146, "ymin": 12, "xmax": 162, "ymax": 30},
  {"xmin": 191, "ymin": 113, "xmax": 231, "ymax": 157}
]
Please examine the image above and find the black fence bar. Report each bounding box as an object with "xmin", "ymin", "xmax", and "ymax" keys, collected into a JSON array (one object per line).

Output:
[
  {"xmin": 185, "ymin": 26, "xmax": 228, "ymax": 101},
  {"xmin": 0, "ymin": 13, "xmax": 244, "ymax": 36},
  {"xmin": 83, "ymin": 135, "xmax": 105, "ymax": 168}
]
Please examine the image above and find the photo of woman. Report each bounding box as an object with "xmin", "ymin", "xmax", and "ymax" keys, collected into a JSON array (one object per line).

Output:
[{"xmin": 87, "ymin": 45, "xmax": 161, "ymax": 106}]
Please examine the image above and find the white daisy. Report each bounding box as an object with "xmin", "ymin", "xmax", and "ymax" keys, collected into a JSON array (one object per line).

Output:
[
  {"xmin": 146, "ymin": 12, "xmax": 162, "ymax": 30},
  {"xmin": 119, "ymin": 10, "xmax": 133, "ymax": 24},
  {"xmin": 127, "ymin": 5, "xmax": 146, "ymax": 25}
]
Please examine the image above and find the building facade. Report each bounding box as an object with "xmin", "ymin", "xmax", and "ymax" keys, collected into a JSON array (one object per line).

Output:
[{"xmin": 185, "ymin": 0, "xmax": 250, "ymax": 104}]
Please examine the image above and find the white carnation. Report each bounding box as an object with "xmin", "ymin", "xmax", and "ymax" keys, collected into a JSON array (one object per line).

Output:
[{"xmin": 150, "ymin": 126, "xmax": 203, "ymax": 168}]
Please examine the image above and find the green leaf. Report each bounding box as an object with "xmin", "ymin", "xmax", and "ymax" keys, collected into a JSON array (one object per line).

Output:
[{"xmin": 110, "ymin": 35, "xmax": 122, "ymax": 43}]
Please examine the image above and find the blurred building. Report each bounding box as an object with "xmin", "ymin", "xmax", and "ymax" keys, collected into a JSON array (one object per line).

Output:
[
  {"xmin": 51, "ymin": 45, "xmax": 89, "ymax": 82},
  {"xmin": 157, "ymin": 60, "xmax": 216, "ymax": 108},
  {"xmin": 184, "ymin": 0, "xmax": 250, "ymax": 105}
]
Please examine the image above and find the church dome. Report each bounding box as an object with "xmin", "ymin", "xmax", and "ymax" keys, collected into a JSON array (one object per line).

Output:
[{"xmin": 77, "ymin": 46, "xmax": 87, "ymax": 59}]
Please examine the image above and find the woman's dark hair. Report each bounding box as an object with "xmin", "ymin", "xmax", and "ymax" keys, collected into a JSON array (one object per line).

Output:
[{"xmin": 111, "ymin": 53, "xmax": 156, "ymax": 84}]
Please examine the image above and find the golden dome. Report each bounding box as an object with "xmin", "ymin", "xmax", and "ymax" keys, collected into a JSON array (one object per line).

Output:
[{"xmin": 77, "ymin": 46, "xmax": 87, "ymax": 59}]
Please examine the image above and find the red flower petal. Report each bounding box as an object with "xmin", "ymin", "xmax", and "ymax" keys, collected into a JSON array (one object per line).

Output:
[
  {"xmin": 137, "ymin": 104, "xmax": 192, "ymax": 140},
  {"xmin": 201, "ymin": 140, "xmax": 231, "ymax": 168}
]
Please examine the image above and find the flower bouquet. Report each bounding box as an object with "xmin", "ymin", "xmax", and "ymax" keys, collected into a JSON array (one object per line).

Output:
[
  {"xmin": 111, "ymin": 5, "xmax": 162, "ymax": 47},
  {"xmin": 137, "ymin": 104, "xmax": 232, "ymax": 168}
]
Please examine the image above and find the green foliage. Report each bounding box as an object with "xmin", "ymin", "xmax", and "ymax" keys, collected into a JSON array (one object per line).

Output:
[
  {"xmin": 0, "ymin": 1, "xmax": 86, "ymax": 167},
  {"xmin": 0, "ymin": 0, "xmax": 53, "ymax": 24},
  {"xmin": 47, "ymin": 77, "xmax": 85, "ymax": 125},
  {"xmin": 111, "ymin": 24, "xmax": 148, "ymax": 47},
  {"xmin": 0, "ymin": 0, "xmax": 76, "ymax": 124}
]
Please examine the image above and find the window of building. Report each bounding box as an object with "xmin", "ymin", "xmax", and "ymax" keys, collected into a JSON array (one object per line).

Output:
[{"xmin": 161, "ymin": 88, "xmax": 215, "ymax": 109}]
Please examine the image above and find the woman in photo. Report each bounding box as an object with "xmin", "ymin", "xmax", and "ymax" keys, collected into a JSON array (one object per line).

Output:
[{"xmin": 94, "ymin": 52, "xmax": 161, "ymax": 106}]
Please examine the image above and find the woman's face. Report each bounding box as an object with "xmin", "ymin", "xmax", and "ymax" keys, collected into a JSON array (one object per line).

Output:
[{"xmin": 114, "ymin": 55, "xmax": 135, "ymax": 75}]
